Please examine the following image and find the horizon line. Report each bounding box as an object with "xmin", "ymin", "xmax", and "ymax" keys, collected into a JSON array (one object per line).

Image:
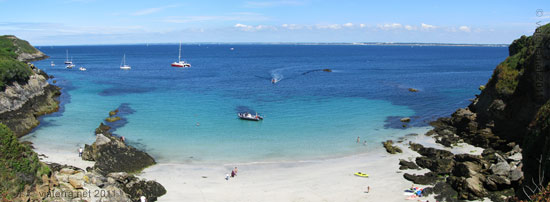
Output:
[{"xmin": 35, "ymin": 42, "xmax": 510, "ymax": 47}]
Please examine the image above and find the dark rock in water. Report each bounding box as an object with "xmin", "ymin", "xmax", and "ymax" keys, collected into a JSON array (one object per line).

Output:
[
  {"xmin": 403, "ymin": 172, "xmax": 439, "ymax": 185},
  {"xmin": 382, "ymin": 140, "xmax": 402, "ymax": 154},
  {"xmin": 322, "ymin": 69, "xmax": 332, "ymax": 72},
  {"xmin": 83, "ymin": 123, "xmax": 156, "ymax": 175},
  {"xmin": 95, "ymin": 122, "xmax": 111, "ymax": 135},
  {"xmin": 408, "ymin": 88, "xmax": 419, "ymax": 92},
  {"xmin": 399, "ymin": 159, "xmax": 420, "ymax": 170}
]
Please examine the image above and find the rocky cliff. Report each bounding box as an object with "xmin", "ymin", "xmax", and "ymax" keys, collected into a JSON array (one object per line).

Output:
[
  {"xmin": 419, "ymin": 24, "xmax": 550, "ymax": 200},
  {"xmin": 0, "ymin": 35, "xmax": 59, "ymax": 137}
]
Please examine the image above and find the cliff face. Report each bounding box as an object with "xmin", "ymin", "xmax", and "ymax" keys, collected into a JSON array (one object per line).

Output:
[
  {"xmin": 433, "ymin": 24, "xmax": 550, "ymax": 199},
  {"xmin": 0, "ymin": 35, "xmax": 59, "ymax": 137}
]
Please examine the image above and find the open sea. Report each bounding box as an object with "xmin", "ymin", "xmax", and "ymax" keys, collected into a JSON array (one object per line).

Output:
[{"xmin": 23, "ymin": 44, "xmax": 508, "ymax": 164}]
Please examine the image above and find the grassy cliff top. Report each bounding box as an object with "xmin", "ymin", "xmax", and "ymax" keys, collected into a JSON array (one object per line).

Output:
[{"xmin": 0, "ymin": 35, "xmax": 38, "ymax": 90}]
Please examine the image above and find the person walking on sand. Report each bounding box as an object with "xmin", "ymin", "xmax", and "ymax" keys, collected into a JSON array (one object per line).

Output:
[{"xmin": 78, "ymin": 147, "xmax": 83, "ymax": 157}]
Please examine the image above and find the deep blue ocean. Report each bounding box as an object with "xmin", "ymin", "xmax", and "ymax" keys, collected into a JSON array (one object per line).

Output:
[{"xmin": 24, "ymin": 44, "xmax": 508, "ymax": 163}]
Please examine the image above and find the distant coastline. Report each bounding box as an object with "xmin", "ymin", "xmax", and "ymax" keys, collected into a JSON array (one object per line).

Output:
[{"xmin": 36, "ymin": 42, "xmax": 509, "ymax": 47}]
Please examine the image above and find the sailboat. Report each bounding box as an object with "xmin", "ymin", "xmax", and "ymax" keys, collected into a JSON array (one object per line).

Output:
[
  {"xmin": 50, "ymin": 61, "xmax": 55, "ymax": 67},
  {"xmin": 64, "ymin": 50, "xmax": 72, "ymax": 64},
  {"xmin": 120, "ymin": 54, "xmax": 131, "ymax": 70},
  {"xmin": 66, "ymin": 57, "xmax": 74, "ymax": 68},
  {"xmin": 171, "ymin": 42, "xmax": 191, "ymax": 67}
]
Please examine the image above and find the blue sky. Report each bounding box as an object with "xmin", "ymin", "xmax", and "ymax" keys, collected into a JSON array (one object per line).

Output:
[{"xmin": 0, "ymin": 0, "xmax": 549, "ymax": 45}]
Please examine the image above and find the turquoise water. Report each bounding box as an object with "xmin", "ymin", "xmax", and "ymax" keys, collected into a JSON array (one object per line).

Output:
[{"xmin": 24, "ymin": 44, "xmax": 508, "ymax": 163}]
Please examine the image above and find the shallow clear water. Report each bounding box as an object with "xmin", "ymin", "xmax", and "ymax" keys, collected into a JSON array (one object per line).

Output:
[{"xmin": 24, "ymin": 44, "xmax": 508, "ymax": 163}]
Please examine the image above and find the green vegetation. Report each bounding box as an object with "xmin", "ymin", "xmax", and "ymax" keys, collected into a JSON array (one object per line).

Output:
[
  {"xmin": 0, "ymin": 123, "xmax": 44, "ymax": 199},
  {"xmin": 0, "ymin": 35, "xmax": 35, "ymax": 90}
]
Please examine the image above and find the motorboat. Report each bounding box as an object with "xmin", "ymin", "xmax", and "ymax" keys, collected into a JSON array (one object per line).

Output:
[
  {"xmin": 51, "ymin": 61, "xmax": 55, "ymax": 67},
  {"xmin": 238, "ymin": 112, "xmax": 263, "ymax": 121},
  {"xmin": 79, "ymin": 67, "xmax": 86, "ymax": 71},
  {"xmin": 66, "ymin": 63, "xmax": 74, "ymax": 69},
  {"xmin": 171, "ymin": 42, "xmax": 191, "ymax": 67}
]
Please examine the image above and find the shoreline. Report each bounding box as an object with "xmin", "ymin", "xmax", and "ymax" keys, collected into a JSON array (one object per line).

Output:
[{"xmin": 31, "ymin": 125, "xmax": 485, "ymax": 202}]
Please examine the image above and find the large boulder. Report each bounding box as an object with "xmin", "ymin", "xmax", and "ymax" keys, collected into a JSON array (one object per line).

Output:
[
  {"xmin": 416, "ymin": 157, "xmax": 454, "ymax": 174},
  {"xmin": 490, "ymin": 162, "xmax": 511, "ymax": 176},
  {"xmin": 484, "ymin": 174, "xmax": 511, "ymax": 191},
  {"xmin": 382, "ymin": 140, "xmax": 402, "ymax": 154},
  {"xmin": 83, "ymin": 124, "xmax": 156, "ymax": 175},
  {"xmin": 108, "ymin": 172, "xmax": 167, "ymax": 202},
  {"xmin": 399, "ymin": 159, "xmax": 420, "ymax": 170},
  {"xmin": 403, "ymin": 172, "xmax": 439, "ymax": 185}
]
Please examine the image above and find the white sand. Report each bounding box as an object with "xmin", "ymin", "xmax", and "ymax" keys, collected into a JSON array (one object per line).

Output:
[
  {"xmin": 30, "ymin": 129, "xmax": 486, "ymax": 202},
  {"xmin": 33, "ymin": 144, "xmax": 94, "ymax": 170}
]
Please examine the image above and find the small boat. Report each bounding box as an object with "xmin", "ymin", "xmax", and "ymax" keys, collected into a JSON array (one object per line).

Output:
[
  {"xmin": 171, "ymin": 42, "xmax": 191, "ymax": 67},
  {"xmin": 66, "ymin": 64, "xmax": 74, "ymax": 69},
  {"xmin": 64, "ymin": 50, "xmax": 72, "ymax": 64},
  {"xmin": 79, "ymin": 67, "xmax": 86, "ymax": 71},
  {"xmin": 238, "ymin": 112, "xmax": 263, "ymax": 121},
  {"xmin": 354, "ymin": 172, "xmax": 369, "ymax": 178},
  {"xmin": 50, "ymin": 61, "xmax": 55, "ymax": 67},
  {"xmin": 120, "ymin": 54, "xmax": 131, "ymax": 70}
]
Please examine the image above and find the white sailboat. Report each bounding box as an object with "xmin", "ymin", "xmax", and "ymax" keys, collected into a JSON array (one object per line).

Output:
[
  {"xmin": 120, "ymin": 54, "xmax": 131, "ymax": 70},
  {"xmin": 64, "ymin": 50, "xmax": 72, "ymax": 64},
  {"xmin": 171, "ymin": 42, "xmax": 191, "ymax": 67},
  {"xmin": 66, "ymin": 57, "xmax": 74, "ymax": 68},
  {"xmin": 51, "ymin": 61, "xmax": 55, "ymax": 67}
]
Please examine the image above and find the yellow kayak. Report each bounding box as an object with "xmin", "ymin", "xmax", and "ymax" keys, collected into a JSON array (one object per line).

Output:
[{"xmin": 354, "ymin": 172, "xmax": 369, "ymax": 177}]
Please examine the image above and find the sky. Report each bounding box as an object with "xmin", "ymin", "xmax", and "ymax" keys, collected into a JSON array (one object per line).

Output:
[{"xmin": 0, "ymin": 0, "xmax": 549, "ymax": 45}]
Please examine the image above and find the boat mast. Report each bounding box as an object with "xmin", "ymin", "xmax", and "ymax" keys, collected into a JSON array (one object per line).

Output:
[
  {"xmin": 178, "ymin": 42, "xmax": 182, "ymax": 62},
  {"xmin": 66, "ymin": 50, "xmax": 68, "ymax": 61},
  {"xmin": 123, "ymin": 54, "xmax": 126, "ymax": 66}
]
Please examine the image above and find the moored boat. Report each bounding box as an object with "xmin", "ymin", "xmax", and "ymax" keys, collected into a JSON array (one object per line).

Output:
[
  {"xmin": 171, "ymin": 42, "xmax": 191, "ymax": 67},
  {"xmin": 238, "ymin": 112, "xmax": 263, "ymax": 121},
  {"xmin": 120, "ymin": 54, "xmax": 131, "ymax": 70}
]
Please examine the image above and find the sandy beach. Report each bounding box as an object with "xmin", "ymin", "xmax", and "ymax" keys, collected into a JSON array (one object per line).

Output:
[{"xmin": 31, "ymin": 129, "xmax": 485, "ymax": 202}]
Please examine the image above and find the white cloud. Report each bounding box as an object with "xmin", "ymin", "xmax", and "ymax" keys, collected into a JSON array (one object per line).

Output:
[
  {"xmin": 133, "ymin": 5, "xmax": 179, "ymax": 16},
  {"xmin": 343, "ymin": 22, "xmax": 354, "ymax": 28},
  {"xmin": 359, "ymin": 24, "xmax": 366, "ymax": 28},
  {"xmin": 404, "ymin": 25, "xmax": 416, "ymax": 30},
  {"xmin": 459, "ymin": 25, "xmax": 471, "ymax": 32},
  {"xmin": 316, "ymin": 24, "xmax": 342, "ymax": 30},
  {"xmin": 377, "ymin": 23, "xmax": 402, "ymax": 30},
  {"xmin": 421, "ymin": 23, "xmax": 436, "ymax": 30},
  {"xmin": 234, "ymin": 24, "xmax": 276, "ymax": 31}
]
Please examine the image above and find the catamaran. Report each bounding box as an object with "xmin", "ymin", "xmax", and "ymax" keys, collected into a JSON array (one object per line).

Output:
[
  {"xmin": 64, "ymin": 50, "xmax": 72, "ymax": 64},
  {"xmin": 120, "ymin": 54, "xmax": 131, "ymax": 70},
  {"xmin": 171, "ymin": 42, "xmax": 191, "ymax": 67}
]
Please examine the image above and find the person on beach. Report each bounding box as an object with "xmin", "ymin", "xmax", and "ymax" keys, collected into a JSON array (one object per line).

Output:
[
  {"xmin": 140, "ymin": 196, "xmax": 146, "ymax": 202},
  {"xmin": 357, "ymin": 136, "xmax": 360, "ymax": 143},
  {"xmin": 367, "ymin": 186, "xmax": 370, "ymax": 193},
  {"xmin": 120, "ymin": 136, "xmax": 125, "ymax": 142},
  {"xmin": 231, "ymin": 170, "xmax": 236, "ymax": 178},
  {"xmin": 234, "ymin": 167, "xmax": 238, "ymax": 176},
  {"xmin": 363, "ymin": 140, "xmax": 367, "ymax": 146},
  {"xmin": 226, "ymin": 173, "xmax": 230, "ymax": 180},
  {"xmin": 78, "ymin": 147, "xmax": 83, "ymax": 157}
]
